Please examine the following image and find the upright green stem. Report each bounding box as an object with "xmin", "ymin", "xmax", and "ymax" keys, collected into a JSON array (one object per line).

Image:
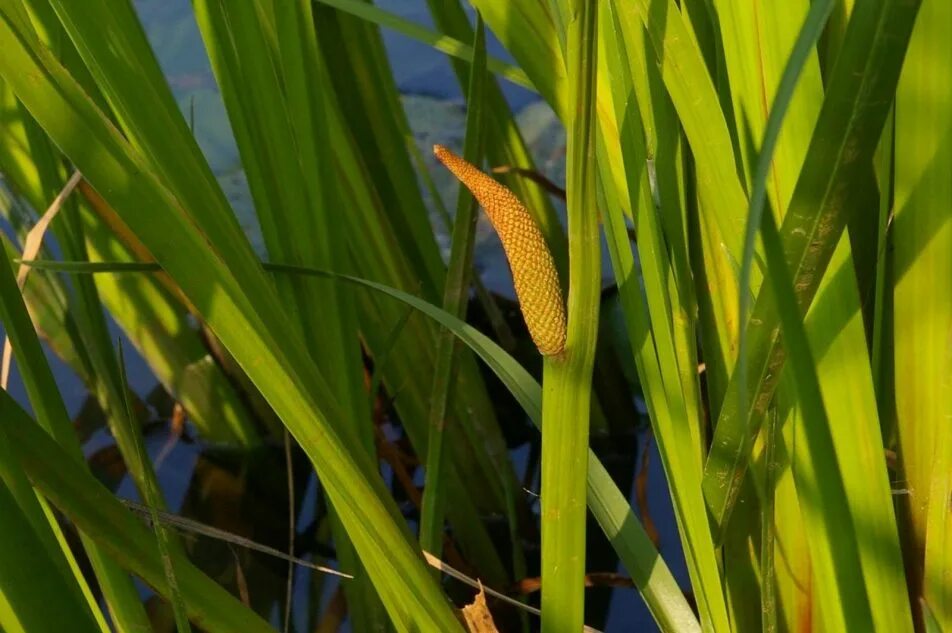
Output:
[
  {"xmin": 419, "ymin": 17, "xmax": 487, "ymax": 559},
  {"xmin": 540, "ymin": 1, "xmax": 600, "ymax": 631}
]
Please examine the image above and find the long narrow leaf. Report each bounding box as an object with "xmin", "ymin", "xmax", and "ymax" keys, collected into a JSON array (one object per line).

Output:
[{"xmin": 757, "ymin": 211, "xmax": 874, "ymax": 631}]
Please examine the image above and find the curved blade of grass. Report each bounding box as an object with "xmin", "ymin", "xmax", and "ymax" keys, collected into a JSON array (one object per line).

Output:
[
  {"xmin": 0, "ymin": 7, "xmax": 464, "ymax": 629},
  {"xmin": 703, "ymin": 0, "xmax": 923, "ymax": 533},
  {"xmin": 323, "ymin": 270, "xmax": 697, "ymax": 633},
  {"xmin": 419, "ymin": 15, "xmax": 487, "ymax": 558},
  {"xmin": 22, "ymin": 256, "xmax": 700, "ymax": 633}
]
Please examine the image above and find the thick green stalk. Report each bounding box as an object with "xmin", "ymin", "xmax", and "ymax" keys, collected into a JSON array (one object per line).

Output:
[{"xmin": 540, "ymin": 1, "xmax": 599, "ymax": 630}]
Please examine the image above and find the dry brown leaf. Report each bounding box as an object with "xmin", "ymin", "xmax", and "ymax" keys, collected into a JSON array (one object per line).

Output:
[
  {"xmin": 1, "ymin": 170, "xmax": 82, "ymax": 389},
  {"xmin": 461, "ymin": 583, "xmax": 498, "ymax": 633}
]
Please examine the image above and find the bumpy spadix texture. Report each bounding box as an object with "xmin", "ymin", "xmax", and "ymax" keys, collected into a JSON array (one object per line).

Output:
[{"xmin": 434, "ymin": 144, "xmax": 566, "ymax": 356}]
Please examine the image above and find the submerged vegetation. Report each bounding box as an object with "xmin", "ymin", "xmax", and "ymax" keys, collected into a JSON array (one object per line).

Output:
[{"xmin": 0, "ymin": 0, "xmax": 948, "ymax": 632}]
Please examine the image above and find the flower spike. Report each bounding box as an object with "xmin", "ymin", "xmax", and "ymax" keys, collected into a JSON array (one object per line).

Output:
[{"xmin": 434, "ymin": 144, "xmax": 566, "ymax": 356}]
